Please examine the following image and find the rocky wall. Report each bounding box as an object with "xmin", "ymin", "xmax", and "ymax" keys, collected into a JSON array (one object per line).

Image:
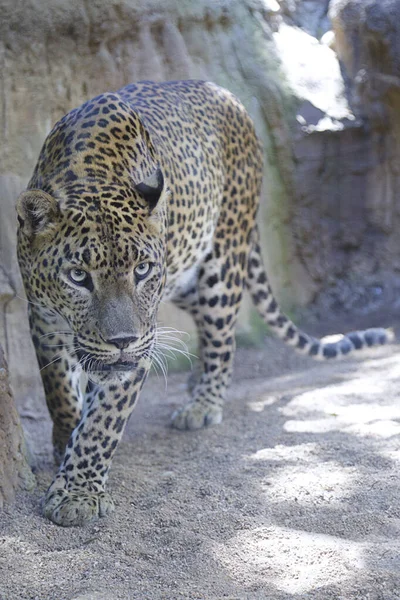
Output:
[
  {"xmin": 1, "ymin": 0, "xmax": 399, "ymax": 407},
  {"xmin": 273, "ymin": 0, "xmax": 400, "ymax": 320},
  {"xmin": 0, "ymin": 344, "xmax": 35, "ymax": 506},
  {"xmin": 0, "ymin": 0, "xmax": 295, "ymax": 406}
]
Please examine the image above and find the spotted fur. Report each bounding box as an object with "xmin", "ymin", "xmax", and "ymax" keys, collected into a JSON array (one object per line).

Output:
[{"xmin": 16, "ymin": 80, "xmax": 393, "ymax": 526}]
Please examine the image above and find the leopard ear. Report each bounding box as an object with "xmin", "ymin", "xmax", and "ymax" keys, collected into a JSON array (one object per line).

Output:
[
  {"xmin": 134, "ymin": 168, "xmax": 164, "ymax": 213},
  {"xmin": 16, "ymin": 190, "xmax": 59, "ymax": 237}
]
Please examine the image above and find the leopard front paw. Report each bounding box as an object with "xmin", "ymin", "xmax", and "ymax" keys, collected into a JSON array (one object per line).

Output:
[
  {"xmin": 43, "ymin": 487, "xmax": 115, "ymax": 527},
  {"xmin": 171, "ymin": 401, "xmax": 223, "ymax": 430}
]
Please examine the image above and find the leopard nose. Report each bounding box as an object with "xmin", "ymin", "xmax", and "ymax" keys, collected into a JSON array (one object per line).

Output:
[{"xmin": 105, "ymin": 335, "xmax": 138, "ymax": 350}]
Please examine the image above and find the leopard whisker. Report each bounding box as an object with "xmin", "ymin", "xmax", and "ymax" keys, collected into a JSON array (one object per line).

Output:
[
  {"xmin": 155, "ymin": 336, "xmax": 191, "ymax": 353},
  {"xmin": 149, "ymin": 349, "xmax": 168, "ymax": 390},
  {"xmin": 156, "ymin": 326, "xmax": 191, "ymax": 340},
  {"xmin": 38, "ymin": 330, "xmax": 75, "ymax": 339},
  {"xmin": 14, "ymin": 294, "xmax": 49, "ymax": 310},
  {"xmin": 41, "ymin": 343, "xmax": 69, "ymax": 349},
  {"xmin": 155, "ymin": 342, "xmax": 196, "ymax": 365},
  {"xmin": 39, "ymin": 352, "xmax": 67, "ymax": 372}
]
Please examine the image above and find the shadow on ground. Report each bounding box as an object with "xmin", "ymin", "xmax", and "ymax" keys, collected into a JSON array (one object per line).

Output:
[{"xmin": 1, "ymin": 322, "xmax": 400, "ymax": 600}]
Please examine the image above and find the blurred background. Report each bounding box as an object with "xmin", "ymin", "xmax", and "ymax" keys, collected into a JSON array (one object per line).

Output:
[{"xmin": 1, "ymin": 0, "xmax": 400, "ymax": 407}]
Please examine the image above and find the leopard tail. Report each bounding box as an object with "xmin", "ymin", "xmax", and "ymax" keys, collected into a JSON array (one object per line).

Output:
[{"xmin": 246, "ymin": 228, "xmax": 394, "ymax": 359}]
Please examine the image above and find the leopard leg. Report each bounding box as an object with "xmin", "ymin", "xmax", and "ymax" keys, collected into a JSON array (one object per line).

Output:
[
  {"xmin": 171, "ymin": 284, "xmax": 202, "ymax": 393},
  {"xmin": 170, "ymin": 109, "xmax": 260, "ymax": 429},
  {"xmin": 30, "ymin": 309, "xmax": 84, "ymax": 464},
  {"xmin": 43, "ymin": 357, "xmax": 150, "ymax": 527},
  {"xmin": 171, "ymin": 249, "xmax": 245, "ymax": 430}
]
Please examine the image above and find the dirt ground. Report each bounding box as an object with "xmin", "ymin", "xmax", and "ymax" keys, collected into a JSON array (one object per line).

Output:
[{"xmin": 1, "ymin": 319, "xmax": 400, "ymax": 600}]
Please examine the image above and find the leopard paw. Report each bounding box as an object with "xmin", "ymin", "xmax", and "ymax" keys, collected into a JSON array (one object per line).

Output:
[
  {"xmin": 171, "ymin": 401, "xmax": 223, "ymax": 430},
  {"xmin": 43, "ymin": 487, "xmax": 115, "ymax": 527}
]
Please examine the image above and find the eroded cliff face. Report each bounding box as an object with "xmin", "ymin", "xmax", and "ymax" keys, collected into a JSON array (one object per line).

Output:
[
  {"xmin": 0, "ymin": 0, "xmax": 398, "ymax": 404},
  {"xmin": 0, "ymin": 345, "xmax": 35, "ymax": 506},
  {"xmin": 327, "ymin": 0, "xmax": 400, "ymax": 315},
  {"xmin": 275, "ymin": 0, "xmax": 400, "ymax": 320},
  {"xmin": 0, "ymin": 0, "xmax": 295, "ymax": 404}
]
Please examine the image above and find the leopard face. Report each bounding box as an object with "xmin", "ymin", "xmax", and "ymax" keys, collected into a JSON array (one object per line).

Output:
[{"xmin": 17, "ymin": 172, "xmax": 168, "ymax": 384}]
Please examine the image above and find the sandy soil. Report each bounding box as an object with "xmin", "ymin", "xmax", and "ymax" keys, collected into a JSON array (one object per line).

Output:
[{"xmin": 1, "ymin": 323, "xmax": 400, "ymax": 600}]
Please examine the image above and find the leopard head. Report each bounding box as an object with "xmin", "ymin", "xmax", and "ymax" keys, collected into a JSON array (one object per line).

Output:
[{"xmin": 17, "ymin": 167, "xmax": 168, "ymax": 382}]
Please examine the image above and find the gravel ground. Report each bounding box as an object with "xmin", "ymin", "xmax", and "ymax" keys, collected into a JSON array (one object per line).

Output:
[{"xmin": 1, "ymin": 323, "xmax": 400, "ymax": 600}]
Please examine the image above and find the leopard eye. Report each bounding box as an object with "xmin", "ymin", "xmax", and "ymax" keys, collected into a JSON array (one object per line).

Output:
[
  {"xmin": 68, "ymin": 268, "xmax": 91, "ymax": 287},
  {"xmin": 134, "ymin": 262, "xmax": 152, "ymax": 281}
]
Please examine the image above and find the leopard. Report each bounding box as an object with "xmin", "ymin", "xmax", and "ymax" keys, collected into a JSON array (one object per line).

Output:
[{"xmin": 16, "ymin": 80, "xmax": 393, "ymax": 527}]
